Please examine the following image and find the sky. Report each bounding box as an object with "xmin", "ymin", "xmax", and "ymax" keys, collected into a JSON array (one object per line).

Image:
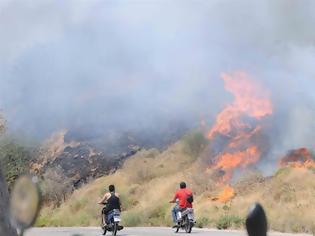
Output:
[{"xmin": 0, "ymin": 0, "xmax": 314, "ymax": 157}]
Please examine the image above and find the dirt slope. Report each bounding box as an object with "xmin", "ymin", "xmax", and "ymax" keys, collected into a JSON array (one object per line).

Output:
[{"xmin": 36, "ymin": 139, "xmax": 315, "ymax": 234}]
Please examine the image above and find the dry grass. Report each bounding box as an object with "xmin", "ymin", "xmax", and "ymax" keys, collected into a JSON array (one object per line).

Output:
[{"xmin": 37, "ymin": 136, "xmax": 315, "ymax": 234}]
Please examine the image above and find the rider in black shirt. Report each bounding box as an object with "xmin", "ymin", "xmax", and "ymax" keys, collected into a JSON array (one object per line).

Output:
[{"xmin": 98, "ymin": 185, "xmax": 121, "ymax": 224}]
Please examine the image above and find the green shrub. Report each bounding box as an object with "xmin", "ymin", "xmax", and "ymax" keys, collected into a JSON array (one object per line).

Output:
[
  {"xmin": 0, "ymin": 141, "xmax": 32, "ymax": 189},
  {"xmin": 183, "ymin": 131, "xmax": 208, "ymax": 158},
  {"xmin": 122, "ymin": 211, "xmax": 142, "ymax": 226},
  {"xmin": 274, "ymin": 167, "xmax": 290, "ymax": 178},
  {"xmin": 196, "ymin": 217, "xmax": 211, "ymax": 228},
  {"xmin": 216, "ymin": 215, "xmax": 244, "ymax": 229}
]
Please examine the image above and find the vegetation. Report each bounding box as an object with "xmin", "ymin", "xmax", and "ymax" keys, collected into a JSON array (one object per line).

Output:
[
  {"xmin": 183, "ymin": 130, "xmax": 208, "ymax": 158},
  {"xmin": 0, "ymin": 114, "xmax": 5, "ymax": 134},
  {"xmin": 216, "ymin": 215, "xmax": 244, "ymax": 229},
  {"xmin": 41, "ymin": 167, "xmax": 73, "ymax": 207},
  {"xmin": 0, "ymin": 139, "xmax": 32, "ymax": 189},
  {"xmin": 36, "ymin": 136, "xmax": 315, "ymax": 234}
]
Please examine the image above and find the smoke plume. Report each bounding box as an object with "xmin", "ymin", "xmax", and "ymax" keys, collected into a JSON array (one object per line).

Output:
[{"xmin": 0, "ymin": 1, "xmax": 314, "ymax": 166}]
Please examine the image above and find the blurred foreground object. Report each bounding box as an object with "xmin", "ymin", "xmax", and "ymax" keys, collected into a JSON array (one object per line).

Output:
[
  {"xmin": 10, "ymin": 175, "xmax": 41, "ymax": 236},
  {"xmin": 0, "ymin": 167, "xmax": 17, "ymax": 236},
  {"xmin": 246, "ymin": 203, "xmax": 268, "ymax": 236}
]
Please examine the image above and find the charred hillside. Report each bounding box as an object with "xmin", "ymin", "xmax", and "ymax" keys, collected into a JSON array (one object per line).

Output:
[{"xmin": 31, "ymin": 121, "xmax": 190, "ymax": 189}]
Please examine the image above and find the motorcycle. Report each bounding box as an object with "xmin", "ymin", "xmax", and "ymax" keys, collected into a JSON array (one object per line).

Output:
[
  {"xmin": 173, "ymin": 200, "xmax": 195, "ymax": 233},
  {"xmin": 101, "ymin": 204, "xmax": 123, "ymax": 236}
]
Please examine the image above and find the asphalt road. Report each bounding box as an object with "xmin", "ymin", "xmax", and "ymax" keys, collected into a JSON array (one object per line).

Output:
[{"xmin": 24, "ymin": 227, "xmax": 311, "ymax": 236}]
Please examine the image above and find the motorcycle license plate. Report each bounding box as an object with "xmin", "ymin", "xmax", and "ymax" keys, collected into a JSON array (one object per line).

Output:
[{"xmin": 114, "ymin": 216, "xmax": 121, "ymax": 222}]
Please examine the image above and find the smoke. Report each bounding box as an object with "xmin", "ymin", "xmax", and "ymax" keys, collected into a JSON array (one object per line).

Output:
[{"xmin": 0, "ymin": 0, "xmax": 315, "ymax": 157}]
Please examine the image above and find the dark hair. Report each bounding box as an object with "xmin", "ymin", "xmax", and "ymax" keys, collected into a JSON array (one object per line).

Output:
[
  {"xmin": 109, "ymin": 185, "xmax": 115, "ymax": 192},
  {"xmin": 180, "ymin": 182, "xmax": 186, "ymax": 189}
]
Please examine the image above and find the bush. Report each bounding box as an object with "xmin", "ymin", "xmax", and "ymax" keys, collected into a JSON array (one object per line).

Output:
[
  {"xmin": 196, "ymin": 217, "xmax": 211, "ymax": 228},
  {"xmin": 216, "ymin": 215, "xmax": 244, "ymax": 229},
  {"xmin": 0, "ymin": 114, "xmax": 5, "ymax": 134},
  {"xmin": 122, "ymin": 211, "xmax": 142, "ymax": 226},
  {"xmin": 183, "ymin": 131, "xmax": 208, "ymax": 158},
  {"xmin": 0, "ymin": 141, "xmax": 32, "ymax": 189},
  {"xmin": 274, "ymin": 167, "xmax": 291, "ymax": 178},
  {"xmin": 41, "ymin": 167, "xmax": 73, "ymax": 206}
]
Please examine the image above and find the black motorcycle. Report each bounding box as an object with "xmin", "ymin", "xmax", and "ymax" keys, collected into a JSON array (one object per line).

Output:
[
  {"xmin": 174, "ymin": 205, "xmax": 195, "ymax": 233},
  {"xmin": 101, "ymin": 204, "xmax": 123, "ymax": 236}
]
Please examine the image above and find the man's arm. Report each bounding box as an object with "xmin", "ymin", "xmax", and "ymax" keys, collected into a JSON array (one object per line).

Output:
[
  {"xmin": 98, "ymin": 192, "xmax": 109, "ymax": 204},
  {"xmin": 169, "ymin": 192, "xmax": 177, "ymax": 203}
]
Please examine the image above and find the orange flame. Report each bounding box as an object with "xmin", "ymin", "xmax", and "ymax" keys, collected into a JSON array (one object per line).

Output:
[
  {"xmin": 207, "ymin": 71, "xmax": 272, "ymax": 183},
  {"xmin": 279, "ymin": 148, "xmax": 315, "ymax": 169},
  {"xmin": 208, "ymin": 71, "xmax": 272, "ymax": 139},
  {"xmin": 214, "ymin": 146, "xmax": 260, "ymax": 170},
  {"xmin": 212, "ymin": 186, "xmax": 235, "ymax": 203}
]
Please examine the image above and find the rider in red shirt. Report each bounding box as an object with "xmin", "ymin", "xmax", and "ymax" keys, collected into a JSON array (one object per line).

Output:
[{"xmin": 169, "ymin": 182, "xmax": 193, "ymax": 226}]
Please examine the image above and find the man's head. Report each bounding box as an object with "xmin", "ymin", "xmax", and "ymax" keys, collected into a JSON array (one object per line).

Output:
[
  {"xmin": 180, "ymin": 182, "xmax": 186, "ymax": 189},
  {"xmin": 109, "ymin": 184, "xmax": 115, "ymax": 193}
]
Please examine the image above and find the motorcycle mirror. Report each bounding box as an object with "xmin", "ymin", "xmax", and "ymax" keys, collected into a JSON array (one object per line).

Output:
[
  {"xmin": 246, "ymin": 203, "xmax": 268, "ymax": 236},
  {"xmin": 10, "ymin": 175, "xmax": 41, "ymax": 236}
]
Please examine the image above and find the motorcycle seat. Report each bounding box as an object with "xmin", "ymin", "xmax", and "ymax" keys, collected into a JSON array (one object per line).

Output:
[{"xmin": 107, "ymin": 209, "xmax": 121, "ymax": 217}]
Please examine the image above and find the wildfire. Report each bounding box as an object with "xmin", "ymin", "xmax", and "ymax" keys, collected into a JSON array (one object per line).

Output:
[
  {"xmin": 212, "ymin": 186, "xmax": 236, "ymax": 203},
  {"xmin": 213, "ymin": 146, "xmax": 260, "ymax": 170},
  {"xmin": 207, "ymin": 71, "xmax": 272, "ymax": 183},
  {"xmin": 279, "ymin": 148, "xmax": 315, "ymax": 169},
  {"xmin": 208, "ymin": 71, "xmax": 272, "ymax": 139}
]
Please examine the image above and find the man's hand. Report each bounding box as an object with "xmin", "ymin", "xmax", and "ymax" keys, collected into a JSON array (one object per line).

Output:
[{"xmin": 97, "ymin": 197, "xmax": 104, "ymax": 205}]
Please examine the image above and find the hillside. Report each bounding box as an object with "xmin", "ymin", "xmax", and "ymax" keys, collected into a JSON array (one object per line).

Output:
[{"xmin": 36, "ymin": 133, "xmax": 315, "ymax": 234}]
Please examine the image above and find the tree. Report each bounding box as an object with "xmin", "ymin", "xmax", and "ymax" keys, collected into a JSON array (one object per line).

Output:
[
  {"xmin": 0, "ymin": 142, "xmax": 32, "ymax": 189},
  {"xmin": 0, "ymin": 113, "xmax": 5, "ymax": 134},
  {"xmin": 42, "ymin": 167, "xmax": 73, "ymax": 207},
  {"xmin": 0, "ymin": 114, "xmax": 17, "ymax": 236}
]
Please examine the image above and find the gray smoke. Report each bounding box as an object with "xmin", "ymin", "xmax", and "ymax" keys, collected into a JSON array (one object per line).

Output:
[{"xmin": 0, "ymin": 0, "xmax": 314, "ymax": 161}]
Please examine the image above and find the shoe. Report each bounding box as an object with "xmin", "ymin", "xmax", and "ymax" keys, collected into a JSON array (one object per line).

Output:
[{"xmin": 118, "ymin": 225, "xmax": 124, "ymax": 231}]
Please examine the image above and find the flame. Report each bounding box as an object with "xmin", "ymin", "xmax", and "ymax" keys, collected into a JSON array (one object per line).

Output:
[
  {"xmin": 279, "ymin": 148, "xmax": 315, "ymax": 169},
  {"xmin": 207, "ymin": 71, "xmax": 272, "ymax": 183},
  {"xmin": 208, "ymin": 71, "xmax": 272, "ymax": 139},
  {"xmin": 214, "ymin": 146, "xmax": 260, "ymax": 170},
  {"xmin": 212, "ymin": 186, "xmax": 235, "ymax": 203}
]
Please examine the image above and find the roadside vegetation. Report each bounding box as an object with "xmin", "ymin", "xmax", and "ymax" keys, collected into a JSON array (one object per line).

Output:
[
  {"xmin": 36, "ymin": 130, "xmax": 315, "ymax": 234},
  {"xmin": 0, "ymin": 140, "xmax": 32, "ymax": 189}
]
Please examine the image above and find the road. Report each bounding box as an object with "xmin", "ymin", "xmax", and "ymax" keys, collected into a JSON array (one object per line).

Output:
[{"xmin": 24, "ymin": 227, "xmax": 311, "ymax": 236}]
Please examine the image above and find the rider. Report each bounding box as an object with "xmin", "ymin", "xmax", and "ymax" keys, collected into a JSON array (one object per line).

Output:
[
  {"xmin": 169, "ymin": 181, "xmax": 193, "ymax": 226},
  {"xmin": 98, "ymin": 184, "xmax": 121, "ymax": 225}
]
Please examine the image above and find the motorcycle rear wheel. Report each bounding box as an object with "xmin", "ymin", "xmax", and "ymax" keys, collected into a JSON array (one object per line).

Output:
[
  {"xmin": 112, "ymin": 222, "xmax": 118, "ymax": 236},
  {"xmin": 102, "ymin": 214, "xmax": 107, "ymax": 235},
  {"xmin": 184, "ymin": 217, "xmax": 192, "ymax": 233}
]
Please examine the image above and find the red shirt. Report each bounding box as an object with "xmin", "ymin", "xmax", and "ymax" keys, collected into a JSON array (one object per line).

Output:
[{"xmin": 173, "ymin": 188, "xmax": 193, "ymax": 208}]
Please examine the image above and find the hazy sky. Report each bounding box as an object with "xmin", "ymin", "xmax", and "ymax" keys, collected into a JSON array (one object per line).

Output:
[{"xmin": 0, "ymin": 0, "xmax": 314, "ymax": 154}]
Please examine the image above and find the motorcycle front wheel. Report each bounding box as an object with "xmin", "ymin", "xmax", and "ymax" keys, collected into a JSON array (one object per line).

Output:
[{"xmin": 173, "ymin": 222, "xmax": 180, "ymax": 233}]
